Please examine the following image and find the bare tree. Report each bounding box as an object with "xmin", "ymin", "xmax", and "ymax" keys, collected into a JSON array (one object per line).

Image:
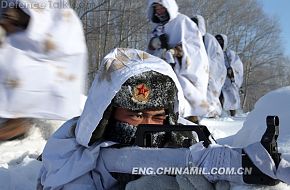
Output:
[
  {"xmin": 190, "ymin": 0, "xmax": 286, "ymax": 111},
  {"xmin": 68, "ymin": 0, "xmax": 289, "ymax": 111},
  {"xmin": 69, "ymin": 0, "xmax": 149, "ymax": 87}
]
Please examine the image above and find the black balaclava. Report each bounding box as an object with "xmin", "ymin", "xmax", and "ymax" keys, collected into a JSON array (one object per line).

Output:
[
  {"xmin": 89, "ymin": 71, "xmax": 178, "ymax": 145},
  {"xmin": 215, "ymin": 34, "xmax": 224, "ymax": 50}
]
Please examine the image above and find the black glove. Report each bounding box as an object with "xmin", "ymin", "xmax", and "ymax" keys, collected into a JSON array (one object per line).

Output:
[
  {"xmin": 227, "ymin": 67, "xmax": 235, "ymax": 82},
  {"xmin": 159, "ymin": 33, "xmax": 169, "ymax": 50}
]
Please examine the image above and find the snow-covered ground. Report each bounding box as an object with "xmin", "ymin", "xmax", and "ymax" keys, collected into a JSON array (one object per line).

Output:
[{"xmin": 1, "ymin": 87, "xmax": 290, "ymax": 189}]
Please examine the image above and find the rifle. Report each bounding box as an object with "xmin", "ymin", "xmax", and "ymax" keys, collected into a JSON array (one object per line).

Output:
[
  {"xmin": 242, "ymin": 115, "xmax": 281, "ymax": 186},
  {"xmin": 261, "ymin": 116, "xmax": 281, "ymax": 168},
  {"xmin": 224, "ymin": 51, "xmax": 235, "ymax": 83},
  {"xmin": 134, "ymin": 124, "xmax": 213, "ymax": 148}
]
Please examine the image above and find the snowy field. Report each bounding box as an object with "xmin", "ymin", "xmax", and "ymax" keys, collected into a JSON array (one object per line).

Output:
[{"xmin": 1, "ymin": 87, "xmax": 290, "ymax": 189}]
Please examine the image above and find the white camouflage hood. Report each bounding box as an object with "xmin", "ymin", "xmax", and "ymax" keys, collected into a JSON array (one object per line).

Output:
[
  {"xmin": 147, "ymin": 0, "xmax": 179, "ymax": 24},
  {"xmin": 192, "ymin": 15, "xmax": 206, "ymax": 36},
  {"xmin": 76, "ymin": 48, "xmax": 186, "ymax": 147},
  {"xmin": 0, "ymin": 0, "xmax": 87, "ymax": 120},
  {"xmin": 2, "ymin": 0, "xmax": 86, "ymax": 56},
  {"xmin": 216, "ymin": 33, "xmax": 228, "ymax": 51}
]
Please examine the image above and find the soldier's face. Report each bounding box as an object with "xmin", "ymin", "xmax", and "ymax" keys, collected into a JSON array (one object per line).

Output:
[
  {"xmin": 114, "ymin": 107, "xmax": 167, "ymax": 126},
  {"xmin": 154, "ymin": 4, "xmax": 167, "ymax": 17},
  {"xmin": 216, "ymin": 36, "xmax": 224, "ymax": 49}
]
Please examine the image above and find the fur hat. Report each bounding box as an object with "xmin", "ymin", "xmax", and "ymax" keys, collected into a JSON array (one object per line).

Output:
[
  {"xmin": 113, "ymin": 71, "xmax": 177, "ymax": 112},
  {"xmin": 89, "ymin": 71, "xmax": 178, "ymax": 144}
]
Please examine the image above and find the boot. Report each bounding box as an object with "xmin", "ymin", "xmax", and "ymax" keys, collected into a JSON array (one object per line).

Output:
[{"xmin": 229, "ymin": 110, "xmax": 236, "ymax": 116}]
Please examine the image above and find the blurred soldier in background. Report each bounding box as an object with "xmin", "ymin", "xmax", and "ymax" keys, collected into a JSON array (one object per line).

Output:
[
  {"xmin": 191, "ymin": 15, "xmax": 226, "ymax": 118},
  {"xmin": 0, "ymin": 0, "xmax": 87, "ymax": 140},
  {"xmin": 216, "ymin": 34, "xmax": 243, "ymax": 117},
  {"xmin": 147, "ymin": 0, "xmax": 209, "ymax": 124}
]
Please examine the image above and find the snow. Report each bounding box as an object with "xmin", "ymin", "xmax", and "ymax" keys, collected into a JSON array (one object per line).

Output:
[
  {"xmin": 1, "ymin": 87, "xmax": 290, "ymax": 189},
  {"xmin": 0, "ymin": 120, "xmax": 64, "ymax": 190},
  {"xmin": 217, "ymin": 86, "xmax": 290, "ymax": 163}
]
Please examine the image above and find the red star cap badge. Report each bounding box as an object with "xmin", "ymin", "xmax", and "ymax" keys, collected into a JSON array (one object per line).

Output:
[
  {"xmin": 133, "ymin": 83, "xmax": 150, "ymax": 103},
  {"xmin": 137, "ymin": 84, "xmax": 149, "ymax": 96}
]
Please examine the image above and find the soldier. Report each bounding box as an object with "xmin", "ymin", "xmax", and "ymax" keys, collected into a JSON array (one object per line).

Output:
[
  {"xmin": 147, "ymin": 0, "xmax": 210, "ymax": 124},
  {"xmin": 216, "ymin": 34, "xmax": 244, "ymax": 116},
  {"xmin": 191, "ymin": 15, "xmax": 227, "ymax": 118},
  {"xmin": 39, "ymin": 48, "xmax": 288, "ymax": 189},
  {"xmin": 0, "ymin": 0, "xmax": 87, "ymax": 140}
]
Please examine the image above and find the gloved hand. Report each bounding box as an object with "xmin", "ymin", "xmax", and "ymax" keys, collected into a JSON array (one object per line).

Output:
[
  {"xmin": 172, "ymin": 44, "xmax": 183, "ymax": 58},
  {"xmin": 148, "ymin": 33, "xmax": 170, "ymax": 51},
  {"xmin": 148, "ymin": 37, "xmax": 161, "ymax": 50},
  {"xmin": 159, "ymin": 33, "xmax": 169, "ymax": 49}
]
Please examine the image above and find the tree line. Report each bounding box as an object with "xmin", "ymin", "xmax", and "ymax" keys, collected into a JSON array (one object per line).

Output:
[{"xmin": 69, "ymin": 0, "xmax": 290, "ymax": 112}]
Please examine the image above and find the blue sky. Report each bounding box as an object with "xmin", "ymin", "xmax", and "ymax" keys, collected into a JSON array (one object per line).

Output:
[{"xmin": 258, "ymin": 0, "xmax": 290, "ymax": 57}]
